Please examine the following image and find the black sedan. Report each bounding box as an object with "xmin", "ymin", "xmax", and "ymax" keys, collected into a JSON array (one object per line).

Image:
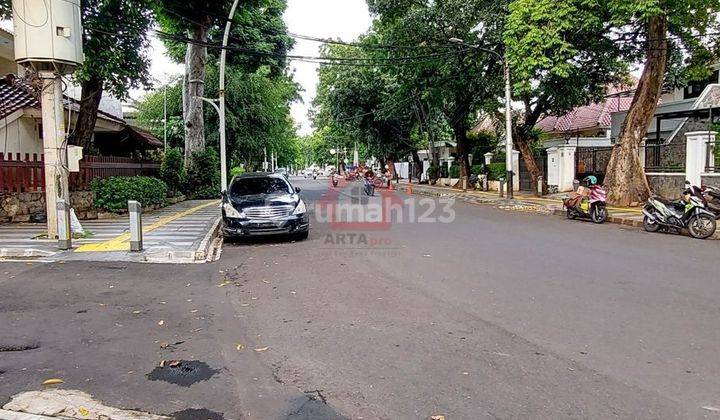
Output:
[{"xmin": 222, "ymin": 173, "xmax": 310, "ymax": 240}]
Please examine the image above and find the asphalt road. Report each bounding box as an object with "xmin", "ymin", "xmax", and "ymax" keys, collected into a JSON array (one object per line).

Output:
[{"xmin": 1, "ymin": 178, "xmax": 719, "ymax": 419}]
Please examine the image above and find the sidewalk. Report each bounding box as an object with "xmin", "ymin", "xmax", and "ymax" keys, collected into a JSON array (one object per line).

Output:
[
  {"xmin": 401, "ymin": 181, "xmax": 646, "ymax": 226},
  {"xmin": 0, "ymin": 200, "xmax": 221, "ymax": 263}
]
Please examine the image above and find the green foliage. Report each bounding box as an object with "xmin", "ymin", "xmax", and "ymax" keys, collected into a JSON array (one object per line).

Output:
[
  {"xmin": 185, "ymin": 149, "xmax": 221, "ymax": 198},
  {"xmin": 471, "ymin": 165, "xmax": 485, "ymax": 176},
  {"xmin": 75, "ymin": 0, "xmax": 154, "ymax": 99},
  {"xmin": 230, "ymin": 166, "xmax": 246, "ymax": 178},
  {"xmin": 449, "ymin": 165, "xmax": 461, "ymax": 178},
  {"xmin": 160, "ymin": 148, "xmax": 186, "ymax": 197},
  {"xmin": 486, "ymin": 163, "xmax": 507, "ymax": 181},
  {"xmin": 426, "ymin": 165, "xmax": 440, "ymax": 180},
  {"xmin": 136, "ymin": 82, "xmax": 184, "ymax": 149},
  {"xmin": 92, "ymin": 177, "xmax": 168, "ymax": 213}
]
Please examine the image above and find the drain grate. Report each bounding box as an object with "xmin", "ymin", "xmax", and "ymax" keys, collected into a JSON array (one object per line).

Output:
[
  {"xmin": 147, "ymin": 360, "xmax": 218, "ymax": 387},
  {"xmin": 0, "ymin": 343, "xmax": 40, "ymax": 352},
  {"xmin": 172, "ymin": 408, "xmax": 224, "ymax": 420}
]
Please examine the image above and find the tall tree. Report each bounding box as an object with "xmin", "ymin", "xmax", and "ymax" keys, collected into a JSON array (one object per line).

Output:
[
  {"xmin": 154, "ymin": 0, "xmax": 292, "ymax": 165},
  {"xmin": 367, "ymin": 0, "xmax": 505, "ymax": 179},
  {"xmin": 73, "ymin": 0, "xmax": 153, "ymax": 150},
  {"xmin": 506, "ymin": 0, "xmax": 720, "ymax": 204}
]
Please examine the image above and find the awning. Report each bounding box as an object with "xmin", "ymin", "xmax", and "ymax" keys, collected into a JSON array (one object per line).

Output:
[{"xmin": 123, "ymin": 126, "xmax": 163, "ymax": 149}]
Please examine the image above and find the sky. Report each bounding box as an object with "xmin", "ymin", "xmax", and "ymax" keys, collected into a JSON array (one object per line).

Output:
[{"xmin": 134, "ymin": 0, "xmax": 373, "ymax": 136}]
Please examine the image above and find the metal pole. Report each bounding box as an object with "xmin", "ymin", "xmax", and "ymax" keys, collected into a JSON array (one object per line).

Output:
[
  {"xmin": 219, "ymin": 0, "xmax": 241, "ymax": 192},
  {"xmin": 264, "ymin": 147, "xmax": 268, "ymax": 171},
  {"xmin": 504, "ymin": 61, "xmax": 514, "ymax": 199},
  {"xmin": 163, "ymin": 84, "xmax": 167, "ymax": 151}
]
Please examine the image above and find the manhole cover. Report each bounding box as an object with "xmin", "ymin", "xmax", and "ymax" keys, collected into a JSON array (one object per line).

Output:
[
  {"xmin": 147, "ymin": 360, "xmax": 218, "ymax": 387},
  {"xmin": 172, "ymin": 408, "xmax": 224, "ymax": 420}
]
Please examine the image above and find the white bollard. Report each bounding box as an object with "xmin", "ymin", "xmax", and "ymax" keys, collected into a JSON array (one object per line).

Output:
[
  {"xmin": 128, "ymin": 201, "xmax": 143, "ymax": 252},
  {"xmin": 56, "ymin": 199, "xmax": 71, "ymax": 250}
]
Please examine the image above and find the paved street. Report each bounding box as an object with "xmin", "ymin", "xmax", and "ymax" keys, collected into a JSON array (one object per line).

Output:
[{"xmin": 1, "ymin": 178, "xmax": 719, "ymax": 419}]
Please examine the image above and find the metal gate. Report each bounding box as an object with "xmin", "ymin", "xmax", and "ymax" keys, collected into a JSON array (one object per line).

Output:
[
  {"xmin": 518, "ymin": 151, "xmax": 547, "ymax": 193},
  {"xmin": 575, "ymin": 147, "xmax": 613, "ymax": 183}
]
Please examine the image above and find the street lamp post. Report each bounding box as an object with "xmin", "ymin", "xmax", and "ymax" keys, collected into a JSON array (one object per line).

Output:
[{"xmin": 449, "ymin": 38, "xmax": 514, "ymax": 199}]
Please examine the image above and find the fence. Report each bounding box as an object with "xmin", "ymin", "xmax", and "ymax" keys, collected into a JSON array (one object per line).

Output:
[
  {"xmin": 0, "ymin": 153, "xmax": 160, "ymax": 193},
  {"xmin": 643, "ymin": 142, "xmax": 686, "ymax": 173},
  {"xmin": 707, "ymin": 141, "xmax": 719, "ymax": 173}
]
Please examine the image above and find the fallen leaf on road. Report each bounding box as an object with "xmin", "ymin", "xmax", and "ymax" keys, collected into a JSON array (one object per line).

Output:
[
  {"xmin": 430, "ymin": 415, "xmax": 445, "ymax": 420},
  {"xmin": 254, "ymin": 347, "xmax": 269, "ymax": 352},
  {"xmin": 159, "ymin": 360, "xmax": 166, "ymax": 367},
  {"xmin": 702, "ymin": 406, "xmax": 720, "ymax": 412},
  {"xmin": 236, "ymin": 343, "xmax": 244, "ymax": 351},
  {"xmin": 218, "ymin": 281, "xmax": 232, "ymax": 288},
  {"xmin": 190, "ymin": 309, "xmax": 198, "ymax": 313},
  {"xmin": 42, "ymin": 378, "xmax": 63, "ymax": 386},
  {"xmin": 159, "ymin": 342, "xmax": 169, "ymax": 349},
  {"xmin": 240, "ymin": 303, "xmax": 250, "ymax": 307},
  {"xmin": 157, "ymin": 320, "xmax": 164, "ymax": 326},
  {"xmin": 78, "ymin": 407, "xmax": 89, "ymax": 416},
  {"xmin": 423, "ymin": 254, "xmax": 432, "ymax": 258},
  {"xmin": 132, "ymin": 310, "xmax": 141, "ymax": 314},
  {"xmin": 262, "ymin": 280, "xmax": 270, "ymax": 284},
  {"xmin": 169, "ymin": 360, "xmax": 181, "ymax": 367}
]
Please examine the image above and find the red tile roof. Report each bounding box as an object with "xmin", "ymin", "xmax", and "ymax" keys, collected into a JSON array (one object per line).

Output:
[{"xmin": 0, "ymin": 76, "xmax": 39, "ymax": 120}]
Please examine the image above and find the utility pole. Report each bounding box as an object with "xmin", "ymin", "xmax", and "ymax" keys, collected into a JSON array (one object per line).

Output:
[
  {"xmin": 13, "ymin": 0, "xmax": 84, "ymax": 238},
  {"xmin": 39, "ymin": 71, "xmax": 70, "ymax": 238},
  {"xmin": 264, "ymin": 147, "xmax": 268, "ymax": 171}
]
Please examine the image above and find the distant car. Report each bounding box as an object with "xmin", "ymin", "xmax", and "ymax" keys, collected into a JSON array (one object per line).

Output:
[
  {"xmin": 222, "ymin": 173, "xmax": 309, "ymax": 240},
  {"xmin": 274, "ymin": 167, "xmax": 289, "ymax": 179}
]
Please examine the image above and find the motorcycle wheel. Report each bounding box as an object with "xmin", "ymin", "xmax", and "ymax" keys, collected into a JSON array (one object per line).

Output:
[
  {"xmin": 688, "ymin": 214, "xmax": 717, "ymax": 239},
  {"xmin": 566, "ymin": 209, "xmax": 576, "ymax": 220},
  {"xmin": 643, "ymin": 215, "xmax": 661, "ymax": 233},
  {"xmin": 591, "ymin": 206, "xmax": 608, "ymax": 224}
]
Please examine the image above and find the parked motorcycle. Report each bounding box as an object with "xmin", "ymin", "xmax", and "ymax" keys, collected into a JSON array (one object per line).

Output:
[
  {"xmin": 363, "ymin": 177, "xmax": 375, "ymax": 196},
  {"xmin": 701, "ymin": 185, "xmax": 720, "ymax": 219},
  {"xmin": 563, "ymin": 176, "xmax": 608, "ymax": 224},
  {"xmin": 642, "ymin": 187, "xmax": 717, "ymax": 239},
  {"xmin": 332, "ymin": 173, "xmax": 339, "ymax": 187}
]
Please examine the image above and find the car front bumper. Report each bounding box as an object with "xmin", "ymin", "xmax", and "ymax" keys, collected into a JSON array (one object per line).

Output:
[{"xmin": 222, "ymin": 214, "xmax": 310, "ymax": 237}]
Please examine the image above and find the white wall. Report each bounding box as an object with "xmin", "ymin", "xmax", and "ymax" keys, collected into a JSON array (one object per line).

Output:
[{"xmin": 0, "ymin": 115, "xmax": 42, "ymax": 156}]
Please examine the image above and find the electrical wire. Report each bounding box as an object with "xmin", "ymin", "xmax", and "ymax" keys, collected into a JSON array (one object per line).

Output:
[{"xmin": 11, "ymin": 0, "xmax": 50, "ymax": 28}]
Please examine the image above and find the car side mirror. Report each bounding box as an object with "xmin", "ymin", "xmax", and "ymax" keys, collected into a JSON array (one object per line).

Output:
[{"xmin": 295, "ymin": 187, "xmax": 301, "ymax": 193}]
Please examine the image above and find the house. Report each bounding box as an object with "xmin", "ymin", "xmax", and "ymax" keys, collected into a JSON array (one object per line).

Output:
[
  {"xmin": 0, "ymin": 27, "xmax": 161, "ymax": 158},
  {"xmin": 537, "ymin": 83, "xmax": 635, "ymax": 148}
]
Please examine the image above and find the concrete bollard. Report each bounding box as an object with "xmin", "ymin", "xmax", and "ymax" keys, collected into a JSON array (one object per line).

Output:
[
  {"xmin": 537, "ymin": 178, "xmax": 544, "ymax": 197},
  {"xmin": 56, "ymin": 199, "xmax": 71, "ymax": 250},
  {"xmin": 128, "ymin": 201, "xmax": 143, "ymax": 252},
  {"xmin": 499, "ymin": 178, "xmax": 505, "ymax": 198},
  {"xmin": 462, "ymin": 176, "xmax": 468, "ymax": 192},
  {"xmin": 573, "ymin": 179, "xmax": 580, "ymax": 192}
]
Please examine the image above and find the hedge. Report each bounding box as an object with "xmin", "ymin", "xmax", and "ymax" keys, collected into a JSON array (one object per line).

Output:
[
  {"xmin": 448, "ymin": 165, "xmax": 460, "ymax": 178},
  {"xmin": 92, "ymin": 176, "xmax": 168, "ymax": 213},
  {"xmin": 487, "ymin": 163, "xmax": 507, "ymax": 181}
]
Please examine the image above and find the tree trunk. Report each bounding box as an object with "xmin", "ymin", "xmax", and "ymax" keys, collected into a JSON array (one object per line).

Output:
[
  {"xmin": 605, "ymin": 15, "xmax": 668, "ymax": 206},
  {"xmin": 71, "ymin": 76, "xmax": 104, "ymax": 150},
  {"xmin": 411, "ymin": 150, "xmax": 423, "ymax": 180},
  {"xmin": 452, "ymin": 120, "xmax": 471, "ymax": 180},
  {"xmin": 514, "ymin": 132, "xmax": 543, "ymax": 194},
  {"xmin": 183, "ymin": 24, "xmax": 208, "ymax": 167}
]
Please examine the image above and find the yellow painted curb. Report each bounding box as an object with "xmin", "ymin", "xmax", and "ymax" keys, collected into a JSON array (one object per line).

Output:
[{"xmin": 75, "ymin": 201, "xmax": 219, "ymax": 253}]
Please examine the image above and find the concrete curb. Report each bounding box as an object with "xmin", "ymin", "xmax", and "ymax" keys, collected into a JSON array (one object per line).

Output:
[
  {"xmin": 0, "ymin": 248, "xmax": 56, "ymax": 259},
  {"xmin": 0, "ymin": 409, "xmax": 60, "ymax": 419},
  {"xmin": 195, "ymin": 216, "xmax": 222, "ymax": 262},
  {"xmin": 142, "ymin": 216, "xmax": 222, "ymax": 264}
]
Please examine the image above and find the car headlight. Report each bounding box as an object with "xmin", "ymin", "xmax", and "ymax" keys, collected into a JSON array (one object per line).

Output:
[
  {"xmin": 223, "ymin": 202, "xmax": 246, "ymax": 219},
  {"xmin": 293, "ymin": 199, "xmax": 307, "ymax": 215}
]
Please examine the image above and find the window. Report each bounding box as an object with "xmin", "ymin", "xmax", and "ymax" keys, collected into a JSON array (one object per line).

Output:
[
  {"xmin": 684, "ymin": 70, "xmax": 719, "ymax": 100},
  {"xmin": 230, "ymin": 177, "xmax": 292, "ymax": 197}
]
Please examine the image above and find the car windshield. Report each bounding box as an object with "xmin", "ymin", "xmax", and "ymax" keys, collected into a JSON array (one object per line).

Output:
[{"xmin": 230, "ymin": 177, "xmax": 292, "ymax": 196}]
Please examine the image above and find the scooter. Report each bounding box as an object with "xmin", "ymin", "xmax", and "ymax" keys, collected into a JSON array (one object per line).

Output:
[
  {"xmin": 332, "ymin": 173, "xmax": 340, "ymax": 187},
  {"xmin": 363, "ymin": 177, "xmax": 375, "ymax": 196},
  {"xmin": 563, "ymin": 176, "xmax": 608, "ymax": 224},
  {"xmin": 701, "ymin": 185, "xmax": 720, "ymax": 219},
  {"xmin": 643, "ymin": 187, "xmax": 717, "ymax": 239}
]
